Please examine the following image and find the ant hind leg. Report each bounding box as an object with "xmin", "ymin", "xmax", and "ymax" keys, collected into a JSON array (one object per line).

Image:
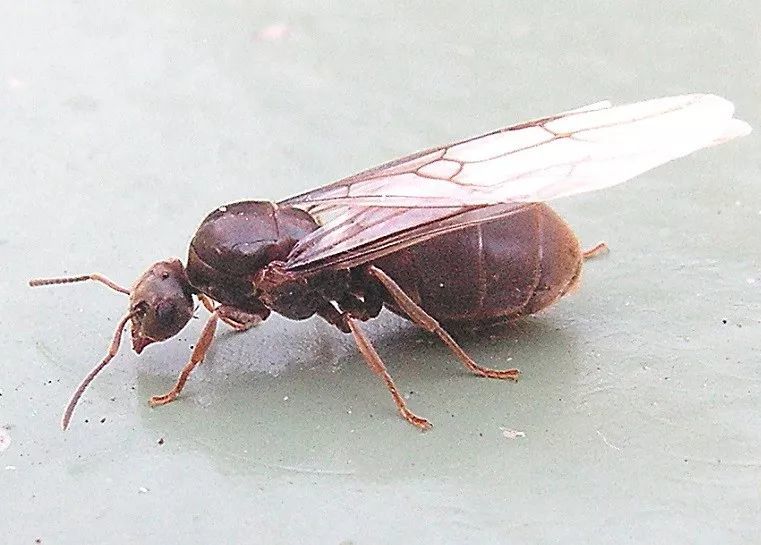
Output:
[{"xmin": 366, "ymin": 266, "xmax": 520, "ymax": 381}]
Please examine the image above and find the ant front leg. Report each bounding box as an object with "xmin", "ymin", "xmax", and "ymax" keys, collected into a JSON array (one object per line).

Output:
[
  {"xmin": 149, "ymin": 310, "xmax": 219, "ymax": 407},
  {"xmin": 150, "ymin": 302, "xmax": 271, "ymax": 407}
]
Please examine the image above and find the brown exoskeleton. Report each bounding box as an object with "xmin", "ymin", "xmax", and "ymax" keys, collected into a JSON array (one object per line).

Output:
[{"xmin": 30, "ymin": 94, "xmax": 750, "ymax": 430}]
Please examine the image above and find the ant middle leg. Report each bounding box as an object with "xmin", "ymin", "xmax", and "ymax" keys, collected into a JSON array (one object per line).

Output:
[
  {"xmin": 315, "ymin": 299, "xmax": 431, "ymax": 430},
  {"xmin": 346, "ymin": 317, "xmax": 431, "ymax": 430}
]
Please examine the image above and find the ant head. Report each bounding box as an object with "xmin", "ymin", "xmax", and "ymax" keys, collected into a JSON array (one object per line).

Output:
[
  {"xmin": 128, "ymin": 259, "xmax": 195, "ymax": 353},
  {"xmin": 29, "ymin": 258, "xmax": 196, "ymax": 429}
]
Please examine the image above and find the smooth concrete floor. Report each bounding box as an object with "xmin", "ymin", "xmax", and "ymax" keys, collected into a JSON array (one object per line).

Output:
[{"xmin": 1, "ymin": 2, "xmax": 760, "ymax": 544}]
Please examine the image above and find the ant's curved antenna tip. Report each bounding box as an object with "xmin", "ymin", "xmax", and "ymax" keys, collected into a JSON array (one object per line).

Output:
[{"xmin": 59, "ymin": 310, "xmax": 136, "ymax": 431}]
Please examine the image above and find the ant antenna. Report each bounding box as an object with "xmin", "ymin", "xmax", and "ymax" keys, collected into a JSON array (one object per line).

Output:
[
  {"xmin": 61, "ymin": 310, "xmax": 137, "ymax": 430},
  {"xmin": 29, "ymin": 273, "xmax": 130, "ymax": 295}
]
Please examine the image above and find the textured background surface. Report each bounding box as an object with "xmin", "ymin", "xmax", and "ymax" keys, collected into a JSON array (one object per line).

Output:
[{"xmin": 1, "ymin": 2, "xmax": 759, "ymax": 544}]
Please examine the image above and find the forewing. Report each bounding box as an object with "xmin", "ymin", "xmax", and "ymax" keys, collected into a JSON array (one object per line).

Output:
[
  {"xmin": 281, "ymin": 94, "xmax": 750, "ymax": 208},
  {"xmin": 282, "ymin": 93, "xmax": 750, "ymax": 273}
]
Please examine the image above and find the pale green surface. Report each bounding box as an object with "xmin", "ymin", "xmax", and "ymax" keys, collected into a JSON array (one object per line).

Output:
[{"xmin": 2, "ymin": 2, "xmax": 760, "ymax": 544}]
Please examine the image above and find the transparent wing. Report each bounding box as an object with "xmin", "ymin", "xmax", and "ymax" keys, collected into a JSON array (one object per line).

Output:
[
  {"xmin": 282, "ymin": 94, "xmax": 750, "ymax": 273},
  {"xmin": 285, "ymin": 203, "xmax": 528, "ymax": 273},
  {"xmin": 282, "ymin": 94, "xmax": 749, "ymax": 208}
]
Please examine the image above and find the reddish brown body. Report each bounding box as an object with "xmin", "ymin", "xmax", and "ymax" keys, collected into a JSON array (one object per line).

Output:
[{"xmin": 183, "ymin": 201, "xmax": 582, "ymax": 330}]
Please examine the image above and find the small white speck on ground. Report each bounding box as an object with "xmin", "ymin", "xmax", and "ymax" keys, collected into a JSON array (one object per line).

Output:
[
  {"xmin": 500, "ymin": 427, "xmax": 525, "ymax": 439},
  {"xmin": 138, "ymin": 487, "xmax": 149, "ymax": 494},
  {"xmin": 283, "ymin": 396, "xmax": 289, "ymax": 401}
]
